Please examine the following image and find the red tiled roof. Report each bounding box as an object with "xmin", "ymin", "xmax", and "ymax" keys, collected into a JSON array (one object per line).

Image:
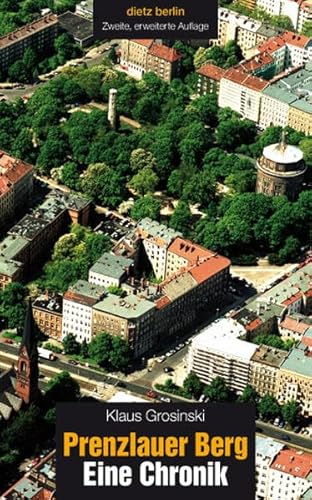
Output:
[
  {"xmin": 282, "ymin": 31, "xmax": 310, "ymax": 48},
  {"xmin": 148, "ymin": 42, "xmax": 182, "ymax": 62},
  {"xmin": 282, "ymin": 291, "xmax": 302, "ymax": 307},
  {"xmin": 132, "ymin": 39, "xmax": 154, "ymax": 48},
  {"xmin": 189, "ymin": 255, "xmax": 231, "ymax": 284},
  {"xmin": 245, "ymin": 318, "xmax": 263, "ymax": 331},
  {"xmin": 223, "ymin": 67, "xmax": 268, "ymax": 91},
  {"xmin": 0, "ymin": 150, "xmax": 32, "ymax": 193},
  {"xmin": 63, "ymin": 290, "xmax": 98, "ymax": 307},
  {"xmin": 257, "ymin": 36, "xmax": 286, "ymax": 54},
  {"xmin": 280, "ymin": 316, "xmax": 309, "ymax": 334},
  {"xmin": 155, "ymin": 295, "xmax": 171, "ymax": 309},
  {"xmin": 168, "ymin": 237, "xmax": 214, "ymax": 265},
  {"xmin": 241, "ymin": 52, "xmax": 274, "ymax": 73},
  {"xmin": 197, "ymin": 63, "xmax": 226, "ymax": 80},
  {"xmin": 0, "ymin": 176, "xmax": 10, "ymax": 197},
  {"xmin": 270, "ymin": 449, "xmax": 312, "ymax": 479}
]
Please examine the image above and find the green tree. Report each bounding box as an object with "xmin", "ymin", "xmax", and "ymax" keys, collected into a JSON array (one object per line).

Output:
[
  {"xmin": 130, "ymin": 149, "xmax": 157, "ymax": 173},
  {"xmin": 254, "ymin": 334, "xmax": 286, "ymax": 350},
  {"xmin": 258, "ymin": 394, "xmax": 281, "ymax": 421},
  {"xmin": 183, "ymin": 372, "xmax": 204, "ymax": 400},
  {"xmin": 130, "ymin": 195, "xmax": 161, "ymax": 221},
  {"xmin": 133, "ymin": 95, "xmax": 161, "ymax": 124},
  {"xmin": 237, "ymin": 385, "xmax": 259, "ymax": 404},
  {"xmin": 191, "ymin": 94, "xmax": 219, "ymax": 127},
  {"xmin": 128, "ymin": 167, "xmax": 159, "ymax": 195},
  {"xmin": 216, "ymin": 119, "xmax": 257, "ymax": 151},
  {"xmin": 0, "ymin": 283, "xmax": 28, "ymax": 330},
  {"xmin": 8, "ymin": 60, "xmax": 28, "ymax": 83},
  {"xmin": 60, "ymin": 162, "xmax": 81, "ymax": 190},
  {"xmin": 109, "ymin": 336, "xmax": 131, "ymax": 371},
  {"xmin": 108, "ymin": 285, "xmax": 124, "ymax": 297},
  {"xmin": 88, "ymin": 332, "xmax": 112, "ymax": 368},
  {"xmin": 281, "ymin": 400, "xmax": 300, "ymax": 427},
  {"xmin": 204, "ymin": 377, "xmax": 231, "ymax": 402},
  {"xmin": 62, "ymin": 333, "xmax": 81, "ymax": 355},
  {"xmin": 81, "ymin": 163, "xmax": 126, "ymax": 208},
  {"xmin": 45, "ymin": 371, "xmax": 80, "ymax": 403},
  {"xmin": 80, "ymin": 339, "xmax": 89, "ymax": 359},
  {"xmin": 36, "ymin": 127, "xmax": 68, "ymax": 174},
  {"xmin": 12, "ymin": 128, "xmax": 36, "ymax": 164},
  {"xmin": 169, "ymin": 201, "xmax": 192, "ymax": 236}
]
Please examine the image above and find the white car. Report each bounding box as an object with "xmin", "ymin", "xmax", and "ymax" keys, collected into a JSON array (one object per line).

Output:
[
  {"xmin": 157, "ymin": 355, "xmax": 166, "ymax": 363},
  {"xmin": 160, "ymin": 397, "xmax": 171, "ymax": 403}
]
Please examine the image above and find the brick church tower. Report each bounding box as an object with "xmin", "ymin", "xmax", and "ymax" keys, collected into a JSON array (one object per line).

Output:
[{"xmin": 16, "ymin": 300, "xmax": 39, "ymax": 404}]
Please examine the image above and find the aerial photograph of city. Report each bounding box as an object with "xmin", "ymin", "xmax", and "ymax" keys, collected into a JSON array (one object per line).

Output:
[{"xmin": 0, "ymin": 0, "xmax": 311, "ymax": 498}]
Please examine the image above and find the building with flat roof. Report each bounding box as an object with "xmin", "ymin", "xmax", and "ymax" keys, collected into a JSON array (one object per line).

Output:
[
  {"xmin": 58, "ymin": 11, "xmax": 93, "ymax": 47},
  {"xmin": 0, "ymin": 190, "xmax": 91, "ymax": 288},
  {"xmin": 62, "ymin": 280, "xmax": 106, "ymax": 343},
  {"xmin": 89, "ymin": 252, "xmax": 133, "ymax": 288},
  {"xmin": 32, "ymin": 294, "xmax": 63, "ymax": 341},
  {"xmin": 93, "ymin": 294, "xmax": 156, "ymax": 357},
  {"xmin": 0, "ymin": 14, "xmax": 59, "ymax": 73},
  {"xmin": 256, "ymin": 435, "xmax": 285, "ymax": 500},
  {"xmin": 75, "ymin": 0, "xmax": 93, "ymax": 20},
  {"xmin": 277, "ymin": 342, "xmax": 312, "ymax": 416},
  {"xmin": 250, "ymin": 344, "xmax": 288, "ymax": 397},
  {"xmin": 1, "ymin": 450, "xmax": 56, "ymax": 499},
  {"xmin": 188, "ymin": 318, "xmax": 256, "ymax": 394}
]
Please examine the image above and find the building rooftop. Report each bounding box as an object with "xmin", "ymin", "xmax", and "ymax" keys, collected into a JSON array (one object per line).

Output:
[
  {"xmin": 0, "ymin": 235, "xmax": 29, "ymax": 261},
  {"xmin": 0, "ymin": 14, "xmax": 58, "ymax": 50},
  {"xmin": 132, "ymin": 39, "xmax": 154, "ymax": 48},
  {"xmin": 168, "ymin": 237, "xmax": 214, "ymax": 264},
  {"xmin": 263, "ymin": 143, "xmax": 303, "ymax": 164},
  {"xmin": 189, "ymin": 254, "xmax": 231, "ymax": 284},
  {"xmin": 148, "ymin": 42, "xmax": 182, "ymax": 63},
  {"xmin": 256, "ymin": 24, "xmax": 284, "ymax": 39},
  {"xmin": 58, "ymin": 11, "xmax": 93, "ymax": 43},
  {"xmin": 137, "ymin": 218, "xmax": 181, "ymax": 247},
  {"xmin": 302, "ymin": 327, "xmax": 312, "ymax": 347},
  {"xmin": 108, "ymin": 392, "xmax": 147, "ymax": 403},
  {"xmin": 9, "ymin": 214, "xmax": 49, "ymax": 241},
  {"xmin": 65, "ymin": 280, "xmax": 106, "ymax": 303},
  {"xmin": 162, "ymin": 271, "xmax": 197, "ymax": 301},
  {"xmin": 270, "ymin": 448, "xmax": 312, "ymax": 479},
  {"xmin": 223, "ymin": 67, "xmax": 268, "ymax": 91},
  {"xmin": 256, "ymin": 435, "xmax": 284, "ymax": 461},
  {"xmin": 280, "ymin": 314, "xmax": 311, "ymax": 335},
  {"xmin": 32, "ymin": 294, "xmax": 62, "ymax": 315},
  {"xmin": 0, "ymin": 256, "xmax": 22, "ymax": 277},
  {"xmin": 0, "ymin": 150, "xmax": 32, "ymax": 193},
  {"xmin": 197, "ymin": 63, "xmax": 226, "ymax": 80},
  {"xmin": 94, "ymin": 293, "xmax": 155, "ymax": 320},
  {"xmin": 90, "ymin": 252, "xmax": 133, "ymax": 280},
  {"xmin": 301, "ymin": 487, "xmax": 312, "ymax": 500},
  {"xmin": 251, "ymin": 344, "xmax": 288, "ymax": 367},
  {"xmin": 280, "ymin": 342, "xmax": 312, "ymax": 377},
  {"xmin": 219, "ymin": 7, "xmax": 261, "ymax": 32},
  {"xmin": 192, "ymin": 320, "xmax": 257, "ymax": 360}
]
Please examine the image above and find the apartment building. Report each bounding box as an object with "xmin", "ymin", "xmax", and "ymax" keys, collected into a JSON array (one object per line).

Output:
[
  {"xmin": 75, "ymin": 0, "xmax": 93, "ymax": 20},
  {"xmin": 219, "ymin": 67, "xmax": 268, "ymax": 121},
  {"xmin": 187, "ymin": 318, "xmax": 257, "ymax": 394},
  {"xmin": 257, "ymin": 32, "xmax": 312, "ymax": 70},
  {"xmin": 279, "ymin": 314, "xmax": 312, "ymax": 341},
  {"xmin": 256, "ymin": 436, "xmax": 285, "ymax": 500},
  {"xmin": 268, "ymin": 448, "xmax": 312, "ymax": 500},
  {"xmin": 0, "ymin": 150, "xmax": 33, "ymax": 228},
  {"xmin": 136, "ymin": 218, "xmax": 181, "ymax": 280},
  {"xmin": 62, "ymin": 280, "xmax": 106, "ymax": 343},
  {"xmin": 277, "ymin": 342, "xmax": 312, "ymax": 416},
  {"xmin": 196, "ymin": 63, "xmax": 226, "ymax": 96},
  {"xmin": 120, "ymin": 39, "xmax": 153, "ymax": 79},
  {"xmin": 234, "ymin": 262, "xmax": 312, "ymax": 337},
  {"xmin": 88, "ymin": 253, "xmax": 133, "ymax": 288},
  {"xmin": 249, "ymin": 345, "xmax": 288, "ymax": 397},
  {"xmin": 0, "ymin": 14, "xmax": 59, "ymax": 73},
  {"xmin": 92, "ymin": 294, "xmax": 156, "ymax": 357},
  {"xmin": 215, "ymin": 8, "xmax": 262, "ymax": 57},
  {"xmin": 120, "ymin": 40, "xmax": 182, "ymax": 82},
  {"xmin": 146, "ymin": 43, "xmax": 182, "ymax": 83},
  {"xmin": 256, "ymin": 0, "xmax": 312, "ymax": 32},
  {"xmin": 32, "ymin": 294, "xmax": 63, "ymax": 341},
  {"xmin": 0, "ymin": 191, "xmax": 91, "ymax": 288}
]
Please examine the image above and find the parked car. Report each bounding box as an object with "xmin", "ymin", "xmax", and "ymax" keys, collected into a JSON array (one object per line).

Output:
[
  {"xmin": 4, "ymin": 338, "xmax": 13, "ymax": 344},
  {"xmin": 146, "ymin": 390, "xmax": 157, "ymax": 399},
  {"xmin": 68, "ymin": 359, "xmax": 78, "ymax": 365},
  {"xmin": 160, "ymin": 397, "xmax": 171, "ymax": 403},
  {"xmin": 163, "ymin": 366, "xmax": 174, "ymax": 373},
  {"xmin": 157, "ymin": 355, "xmax": 166, "ymax": 363},
  {"xmin": 281, "ymin": 434, "xmax": 290, "ymax": 441}
]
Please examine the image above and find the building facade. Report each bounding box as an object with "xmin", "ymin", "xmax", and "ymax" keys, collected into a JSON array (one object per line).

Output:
[
  {"xmin": 256, "ymin": 139, "xmax": 307, "ymax": 199},
  {"xmin": 0, "ymin": 14, "xmax": 59, "ymax": 73},
  {"xmin": 32, "ymin": 295, "xmax": 63, "ymax": 341},
  {"xmin": 196, "ymin": 63, "xmax": 225, "ymax": 96},
  {"xmin": 62, "ymin": 280, "xmax": 106, "ymax": 343},
  {"xmin": 249, "ymin": 345, "xmax": 288, "ymax": 397}
]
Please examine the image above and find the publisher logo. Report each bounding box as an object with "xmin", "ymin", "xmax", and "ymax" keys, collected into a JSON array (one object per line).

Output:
[{"xmin": 94, "ymin": 0, "xmax": 218, "ymax": 39}]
